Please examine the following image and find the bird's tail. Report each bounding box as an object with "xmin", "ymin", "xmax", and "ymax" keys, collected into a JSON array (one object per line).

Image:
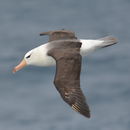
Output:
[
  {"xmin": 80, "ymin": 36, "xmax": 118, "ymax": 56},
  {"xmin": 98, "ymin": 36, "xmax": 118, "ymax": 48}
]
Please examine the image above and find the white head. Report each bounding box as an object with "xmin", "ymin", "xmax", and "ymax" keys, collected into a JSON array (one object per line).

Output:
[
  {"xmin": 12, "ymin": 47, "xmax": 45, "ymax": 73},
  {"xmin": 24, "ymin": 49, "xmax": 41, "ymax": 65}
]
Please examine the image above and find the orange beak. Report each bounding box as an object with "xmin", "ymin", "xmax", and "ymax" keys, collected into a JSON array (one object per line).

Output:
[{"xmin": 12, "ymin": 59, "xmax": 27, "ymax": 73}]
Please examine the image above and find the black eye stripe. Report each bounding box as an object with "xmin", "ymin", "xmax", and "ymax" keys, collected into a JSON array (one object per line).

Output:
[{"xmin": 26, "ymin": 54, "xmax": 31, "ymax": 58}]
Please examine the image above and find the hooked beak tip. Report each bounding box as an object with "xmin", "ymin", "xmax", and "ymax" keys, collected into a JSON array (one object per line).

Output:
[
  {"xmin": 12, "ymin": 68, "xmax": 17, "ymax": 74},
  {"xmin": 12, "ymin": 59, "xmax": 27, "ymax": 74}
]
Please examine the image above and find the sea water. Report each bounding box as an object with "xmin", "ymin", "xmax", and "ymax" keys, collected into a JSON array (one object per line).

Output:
[{"xmin": 0, "ymin": 0, "xmax": 130, "ymax": 130}]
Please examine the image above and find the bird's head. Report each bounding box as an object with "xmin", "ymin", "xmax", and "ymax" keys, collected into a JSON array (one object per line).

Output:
[{"xmin": 12, "ymin": 48, "xmax": 44, "ymax": 73}]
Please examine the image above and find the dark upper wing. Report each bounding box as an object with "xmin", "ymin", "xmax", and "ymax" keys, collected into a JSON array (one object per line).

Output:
[
  {"xmin": 40, "ymin": 30, "xmax": 77, "ymax": 41},
  {"xmin": 48, "ymin": 40, "xmax": 90, "ymax": 118}
]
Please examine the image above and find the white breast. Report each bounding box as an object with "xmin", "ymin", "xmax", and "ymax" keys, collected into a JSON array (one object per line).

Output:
[{"xmin": 32, "ymin": 44, "xmax": 56, "ymax": 66}]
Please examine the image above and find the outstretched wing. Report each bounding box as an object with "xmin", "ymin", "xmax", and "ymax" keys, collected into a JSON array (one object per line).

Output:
[
  {"xmin": 40, "ymin": 30, "xmax": 77, "ymax": 41},
  {"xmin": 48, "ymin": 40, "xmax": 90, "ymax": 118}
]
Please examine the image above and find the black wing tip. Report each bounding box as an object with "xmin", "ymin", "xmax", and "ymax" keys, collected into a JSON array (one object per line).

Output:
[
  {"xmin": 81, "ymin": 110, "xmax": 91, "ymax": 118},
  {"xmin": 39, "ymin": 31, "xmax": 50, "ymax": 36},
  {"xmin": 39, "ymin": 33, "xmax": 43, "ymax": 36},
  {"xmin": 72, "ymin": 104, "xmax": 91, "ymax": 118},
  {"xmin": 39, "ymin": 33, "xmax": 45, "ymax": 36},
  {"xmin": 84, "ymin": 112, "xmax": 91, "ymax": 118}
]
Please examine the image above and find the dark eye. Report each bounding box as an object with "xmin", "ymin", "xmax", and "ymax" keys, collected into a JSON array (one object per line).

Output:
[{"xmin": 26, "ymin": 54, "xmax": 31, "ymax": 59}]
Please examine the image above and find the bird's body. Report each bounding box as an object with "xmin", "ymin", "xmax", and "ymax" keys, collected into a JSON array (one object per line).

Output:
[
  {"xmin": 25, "ymin": 38, "xmax": 116, "ymax": 66},
  {"xmin": 13, "ymin": 30, "xmax": 118, "ymax": 118}
]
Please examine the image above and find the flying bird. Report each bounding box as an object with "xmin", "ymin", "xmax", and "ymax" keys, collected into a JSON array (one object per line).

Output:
[{"xmin": 13, "ymin": 30, "xmax": 118, "ymax": 118}]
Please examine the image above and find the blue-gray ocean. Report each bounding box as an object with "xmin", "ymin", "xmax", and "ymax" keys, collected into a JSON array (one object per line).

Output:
[{"xmin": 0, "ymin": 0, "xmax": 130, "ymax": 130}]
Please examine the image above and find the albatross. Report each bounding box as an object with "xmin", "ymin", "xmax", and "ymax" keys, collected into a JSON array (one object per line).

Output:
[{"xmin": 13, "ymin": 30, "xmax": 118, "ymax": 118}]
